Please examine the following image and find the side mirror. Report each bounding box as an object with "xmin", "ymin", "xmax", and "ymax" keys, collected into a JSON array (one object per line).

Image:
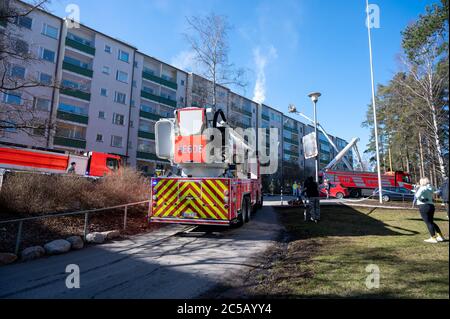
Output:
[{"xmin": 155, "ymin": 120, "xmax": 174, "ymax": 160}]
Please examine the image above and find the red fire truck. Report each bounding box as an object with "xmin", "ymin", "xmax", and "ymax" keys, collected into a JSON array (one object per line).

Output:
[
  {"xmin": 322, "ymin": 170, "xmax": 413, "ymax": 198},
  {"xmin": 0, "ymin": 145, "xmax": 122, "ymax": 177},
  {"xmin": 149, "ymin": 107, "xmax": 263, "ymax": 226}
]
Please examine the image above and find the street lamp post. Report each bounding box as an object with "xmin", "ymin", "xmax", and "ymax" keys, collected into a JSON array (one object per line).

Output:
[{"xmin": 308, "ymin": 92, "xmax": 321, "ymax": 183}]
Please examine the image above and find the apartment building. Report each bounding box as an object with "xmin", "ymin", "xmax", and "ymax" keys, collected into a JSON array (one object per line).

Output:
[{"xmin": 1, "ymin": 0, "xmax": 351, "ymax": 184}]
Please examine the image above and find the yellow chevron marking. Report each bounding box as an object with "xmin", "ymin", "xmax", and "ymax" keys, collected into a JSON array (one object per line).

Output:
[
  {"xmin": 162, "ymin": 187, "xmax": 199, "ymax": 217},
  {"xmin": 205, "ymin": 180, "xmax": 225, "ymax": 200},
  {"xmin": 155, "ymin": 179, "xmax": 175, "ymax": 196},
  {"xmin": 157, "ymin": 182, "xmax": 178, "ymax": 205},
  {"xmin": 215, "ymin": 180, "xmax": 228, "ymax": 191},
  {"xmin": 154, "ymin": 182, "xmax": 192, "ymax": 216},
  {"xmin": 193, "ymin": 183, "xmax": 226, "ymax": 220}
]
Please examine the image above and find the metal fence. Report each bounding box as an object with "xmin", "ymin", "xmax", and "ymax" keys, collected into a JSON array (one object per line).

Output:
[{"xmin": 0, "ymin": 200, "xmax": 151, "ymax": 255}]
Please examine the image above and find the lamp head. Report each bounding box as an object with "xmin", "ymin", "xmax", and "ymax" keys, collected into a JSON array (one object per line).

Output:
[
  {"xmin": 308, "ymin": 92, "xmax": 322, "ymax": 103},
  {"xmin": 288, "ymin": 104, "xmax": 297, "ymax": 113}
]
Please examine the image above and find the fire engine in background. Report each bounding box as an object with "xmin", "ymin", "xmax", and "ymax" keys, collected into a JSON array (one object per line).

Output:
[
  {"xmin": 149, "ymin": 107, "xmax": 263, "ymax": 227},
  {"xmin": 319, "ymin": 137, "xmax": 413, "ymax": 198},
  {"xmin": 0, "ymin": 145, "xmax": 122, "ymax": 177}
]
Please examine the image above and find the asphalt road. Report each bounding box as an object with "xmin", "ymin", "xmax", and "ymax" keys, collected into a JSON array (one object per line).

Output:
[{"xmin": 0, "ymin": 205, "xmax": 282, "ymax": 299}]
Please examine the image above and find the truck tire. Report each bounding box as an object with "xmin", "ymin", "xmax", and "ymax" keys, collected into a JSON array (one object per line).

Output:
[
  {"xmin": 336, "ymin": 192, "xmax": 344, "ymax": 200},
  {"xmin": 256, "ymin": 194, "xmax": 264, "ymax": 209},
  {"xmin": 350, "ymin": 189, "xmax": 361, "ymax": 198},
  {"xmin": 244, "ymin": 196, "xmax": 251, "ymax": 223}
]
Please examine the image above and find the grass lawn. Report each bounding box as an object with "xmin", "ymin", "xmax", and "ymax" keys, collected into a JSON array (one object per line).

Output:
[{"xmin": 249, "ymin": 205, "xmax": 449, "ymax": 299}]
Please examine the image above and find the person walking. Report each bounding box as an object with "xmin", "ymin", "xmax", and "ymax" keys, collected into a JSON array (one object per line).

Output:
[
  {"xmin": 292, "ymin": 181, "xmax": 299, "ymax": 197},
  {"xmin": 304, "ymin": 176, "xmax": 320, "ymax": 222},
  {"xmin": 323, "ymin": 179, "xmax": 331, "ymax": 199},
  {"xmin": 414, "ymin": 177, "xmax": 445, "ymax": 243}
]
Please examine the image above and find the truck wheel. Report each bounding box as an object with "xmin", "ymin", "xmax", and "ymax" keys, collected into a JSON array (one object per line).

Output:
[
  {"xmin": 350, "ymin": 189, "xmax": 361, "ymax": 198},
  {"xmin": 336, "ymin": 192, "xmax": 344, "ymax": 200},
  {"xmin": 244, "ymin": 197, "xmax": 251, "ymax": 223}
]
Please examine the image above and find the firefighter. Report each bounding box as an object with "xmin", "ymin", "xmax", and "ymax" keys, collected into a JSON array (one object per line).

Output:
[{"xmin": 304, "ymin": 176, "xmax": 320, "ymax": 222}]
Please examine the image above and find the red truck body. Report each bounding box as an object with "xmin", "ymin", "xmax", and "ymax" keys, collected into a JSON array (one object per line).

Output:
[
  {"xmin": 150, "ymin": 177, "xmax": 262, "ymax": 226},
  {"xmin": 322, "ymin": 170, "xmax": 413, "ymax": 197},
  {"xmin": 0, "ymin": 146, "xmax": 121, "ymax": 177}
]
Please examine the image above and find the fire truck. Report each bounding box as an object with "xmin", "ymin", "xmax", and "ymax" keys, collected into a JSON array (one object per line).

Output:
[
  {"xmin": 149, "ymin": 107, "xmax": 263, "ymax": 226},
  {"xmin": 319, "ymin": 137, "xmax": 413, "ymax": 197},
  {"xmin": 0, "ymin": 145, "xmax": 122, "ymax": 177}
]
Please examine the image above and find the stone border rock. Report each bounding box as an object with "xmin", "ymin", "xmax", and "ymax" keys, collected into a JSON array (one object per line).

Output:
[{"xmin": 0, "ymin": 230, "xmax": 122, "ymax": 266}]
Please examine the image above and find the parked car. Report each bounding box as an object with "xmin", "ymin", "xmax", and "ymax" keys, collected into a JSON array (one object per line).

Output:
[
  {"xmin": 319, "ymin": 183, "xmax": 349, "ymax": 199},
  {"xmin": 372, "ymin": 187, "xmax": 415, "ymax": 202}
]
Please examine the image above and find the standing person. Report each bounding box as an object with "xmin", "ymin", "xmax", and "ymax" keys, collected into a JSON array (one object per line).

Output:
[
  {"xmin": 304, "ymin": 176, "xmax": 321, "ymax": 222},
  {"xmin": 67, "ymin": 162, "xmax": 76, "ymax": 174},
  {"xmin": 439, "ymin": 178, "xmax": 448, "ymax": 219},
  {"xmin": 414, "ymin": 177, "xmax": 445, "ymax": 243},
  {"xmin": 292, "ymin": 181, "xmax": 298, "ymax": 197},
  {"xmin": 323, "ymin": 179, "xmax": 331, "ymax": 199}
]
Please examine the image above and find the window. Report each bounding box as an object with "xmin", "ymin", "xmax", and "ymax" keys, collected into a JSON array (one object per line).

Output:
[
  {"xmin": 14, "ymin": 39, "xmax": 29, "ymax": 54},
  {"xmin": 112, "ymin": 113, "xmax": 125, "ymax": 126},
  {"xmin": 2, "ymin": 121, "xmax": 17, "ymax": 133},
  {"xmin": 39, "ymin": 73, "xmax": 52, "ymax": 85},
  {"xmin": 118, "ymin": 50, "xmax": 129, "ymax": 63},
  {"xmin": 100, "ymin": 88, "xmax": 108, "ymax": 97},
  {"xmin": 42, "ymin": 23, "xmax": 58, "ymax": 39},
  {"xmin": 98, "ymin": 111, "xmax": 106, "ymax": 119},
  {"xmin": 106, "ymin": 158, "xmax": 120, "ymax": 170},
  {"xmin": 102, "ymin": 66, "xmax": 110, "ymax": 75},
  {"xmin": 104, "ymin": 45, "xmax": 111, "ymax": 53},
  {"xmin": 34, "ymin": 98, "xmax": 51, "ymax": 111},
  {"xmin": 180, "ymin": 80, "xmax": 185, "ymax": 86},
  {"xmin": 3, "ymin": 92, "xmax": 22, "ymax": 105},
  {"xmin": 15, "ymin": 16, "xmax": 32, "ymax": 29},
  {"xmin": 114, "ymin": 92, "xmax": 126, "ymax": 104},
  {"xmin": 96, "ymin": 134, "xmax": 103, "ymax": 142},
  {"xmin": 111, "ymin": 135, "xmax": 123, "ymax": 148},
  {"xmin": 133, "ymin": 61, "xmax": 138, "ymax": 68},
  {"xmin": 116, "ymin": 70, "xmax": 128, "ymax": 83},
  {"xmin": 39, "ymin": 48, "xmax": 55, "ymax": 63},
  {"xmin": 11, "ymin": 65, "xmax": 25, "ymax": 79}
]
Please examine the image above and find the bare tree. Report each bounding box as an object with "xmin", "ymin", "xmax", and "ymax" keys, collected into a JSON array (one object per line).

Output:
[
  {"xmin": 0, "ymin": 0, "xmax": 56, "ymax": 137},
  {"xmin": 184, "ymin": 13, "xmax": 247, "ymax": 109},
  {"xmin": 395, "ymin": 41, "xmax": 448, "ymax": 180}
]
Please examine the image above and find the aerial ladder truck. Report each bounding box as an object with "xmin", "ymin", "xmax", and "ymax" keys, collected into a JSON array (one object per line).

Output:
[{"xmin": 149, "ymin": 107, "xmax": 263, "ymax": 226}]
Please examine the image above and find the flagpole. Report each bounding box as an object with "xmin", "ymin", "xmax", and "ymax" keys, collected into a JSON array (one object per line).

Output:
[{"xmin": 365, "ymin": 0, "xmax": 383, "ymax": 204}]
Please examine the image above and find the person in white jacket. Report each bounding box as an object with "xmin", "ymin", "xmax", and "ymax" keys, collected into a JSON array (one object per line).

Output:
[{"xmin": 414, "ymin": 178, "xmax": 445, "ymax": 243}]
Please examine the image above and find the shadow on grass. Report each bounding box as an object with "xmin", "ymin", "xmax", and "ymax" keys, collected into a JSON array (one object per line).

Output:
[{"xmin": 278, "ymin": 205, "xmax": 420, "ymax": 240}]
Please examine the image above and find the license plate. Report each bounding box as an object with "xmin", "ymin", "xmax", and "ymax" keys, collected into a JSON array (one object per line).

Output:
[{"xmin": 183, "ymin": 211, "xmax": 197, "ymax": 219}]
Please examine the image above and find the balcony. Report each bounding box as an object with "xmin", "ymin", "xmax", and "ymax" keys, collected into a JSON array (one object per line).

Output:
[
  {"xmin": 62, "ymin": 61, "xmax": 93, "ymax": 78},
  {"xmin": 283, "ymin": 125, "xmax": 298, "ymax": 134},
  {"xmin": 139, "ymin": 110, "xmax": 161, "ymax": 121},
  {"xmin": 57, "ymin": 110, "xmax": 89, "ymax": 124},
  {"xmin": 65, "ymin": 37, "xmax": 96, "ymax": 56},
  {"xmin": 60, "ymin": 88, "xmax": 91, "ymax": 101},
  {"xmin": 138, "ymin": 131, "xmax": 155, "ymax": 140},
  {"xmin": 231, "ymin": 105, "xmax": 252, "ymax": 117},
  {"xmin": 283, "ymin": 137, "xmax": 299, "ymax": 145},
  {"xmin": 262, "ymin": 114, "xmax": 270, "ymax": 121},
  {"xmin": 142, "ymin": 71, "xmax": 177, "ymax": 90},
  {"xmin": 284, "ymin": 149, "xmax": 299, "ymax": 157},
  {"xmin": 141, "ymin": 91, "xmax": 176, "ymax": 108},
  {"xmin": 54, "ymin": 136, "xmax": 86, "ymax": 149},
  {"xmin": 136, "ymin": 151, "xmax": 168, "ymax": 162}
]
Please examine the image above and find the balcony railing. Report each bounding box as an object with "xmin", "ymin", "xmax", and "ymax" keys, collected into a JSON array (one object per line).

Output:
[
  {"xmin": 231, "ymin": 105, "xmax": 252, "ymax": 117},
  {"xmin": 141, "ymin": 91, "xmax": 176, "ymax": 108},
  {"xmin": 60, "ymin": 88, "xmax": 91, "ymax": 101},
  {"xmin": 136, "ymin": 151, "xmax": 168, "ymax": 162},
  {"xmin": 262, "ymin": 114, "xmax": 270, "ymax": 121},
  {"xmin": 283, "ymin": 137, "xmax": 299, "ymax": 145},
  {"xmin": 53, "ymin": 136, "xmax": 86, "ymax": 149},
  {"xmin": 142, "ymin": 71, "xmax": 177, "ymax": 90},
  {"xmin": 284, "ymin": 149, "xmax": 299, "ymax": 157},
  {"xmin": 65, "ymin": 38, "xmax": 96, "ymax": 56},
  {"xmin": 62, "ymin": 61, "xmax": 93, "ymax": 78},
  {"xmin": 138, "ymin": 131, "xmax": 155, "ymax": 140},
  {"xmin": 57, "ymin": 110, "xmax": 89, "ymax": 124},
  {"xmin": 139, "ymin": 110, "xmax": 161, "ymax": 121},
  {"xmin": 283, "ymin": 125, "xmax": 298, "ymax": 133}
]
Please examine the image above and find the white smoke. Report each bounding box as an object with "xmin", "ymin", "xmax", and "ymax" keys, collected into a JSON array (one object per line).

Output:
[{"xmin": 253, "ymin": 46, "xmax": 277, "ymax": 104}]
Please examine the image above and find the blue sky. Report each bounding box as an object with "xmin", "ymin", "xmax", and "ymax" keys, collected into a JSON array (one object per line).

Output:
[{"xmin": 46, "ymin": 0, "xmax": 435, "ymax": 153}]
